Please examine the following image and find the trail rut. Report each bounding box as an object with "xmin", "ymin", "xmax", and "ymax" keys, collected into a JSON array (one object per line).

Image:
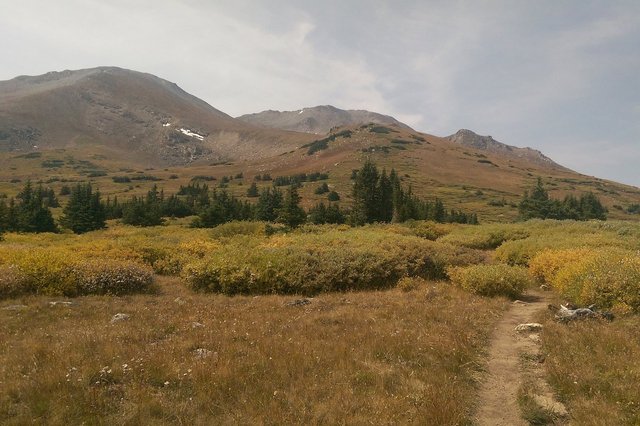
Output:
[{"xmin": 475, "ymin": 290, "xmax": 568, "ymax": 425}]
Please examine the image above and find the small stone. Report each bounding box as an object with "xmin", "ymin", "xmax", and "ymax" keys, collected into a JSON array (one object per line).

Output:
[
  {"xmin": 49, "ymin": 301, "xmax": 74, "ymax": 307},
  {"xmin": 2, "ymin": 304, "xmax": 28, "ymax": 311},
  {"xmin": 528, "ymin": 334, "xmax": 541, "ymax": 343},
  {"xmin": 111, "ymin": 313, "xmax": 130, "ymax": 323},
  {"xmin": 191, "ymin": 322, "xmax": 204, "ymax": 328},
  {"xmin": 533, "ymin": 394, "xmax": 569, "ymax": 417},
  {"xmin": 194, "ymin": 348, "xmax": 212, "ymax": 359},
  {"xmin": 515, "ymin": 323, "xmax": 543, "ymax": 333}
]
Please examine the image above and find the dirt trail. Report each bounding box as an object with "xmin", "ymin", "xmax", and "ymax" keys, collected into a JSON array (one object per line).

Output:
[{"xmin": 475, "ymin": 290, "xmax": 567, "ymax": 425}]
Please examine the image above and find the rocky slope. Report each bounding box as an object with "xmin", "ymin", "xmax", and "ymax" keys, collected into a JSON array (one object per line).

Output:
[
  {"xmin": 0, "ymin": 67, "xmax": 312, "ymax": 165},
  {"xmin": 237, "ymin": 105, "xmax": 413, "ymax": 135}
]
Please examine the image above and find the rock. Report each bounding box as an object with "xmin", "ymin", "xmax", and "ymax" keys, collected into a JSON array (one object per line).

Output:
[
  {"xmin": 515, "ymin": 323, "xmax": 543, "ymax": 333},
  {"xmin": 539, "ymin": 284, "xmax": 550, "ymax": 291},
  {"xmin": 191, "ymin": 322, "xmax": 204, "ymax": 328},
  {"xmin": 285, "ymin": 298, "xmax": 312, "ymax": 307},
  {"xmin": 48, "ymin": 301, "xmax": 74, "ymax": 307},
  {"xmin": 2, "ymin": 304, "xmax": 28, "ymax": 311},
  {"xmin": 111, "ymin": 313, "xmax": 130, "ymax": 323},
  {"xmin": 533, "ymin": 394, "xmax": 569, "ymax": 417},
  {"xmin": 194, "ymin": 348, "xmax": 212, "ymax": 359},
  {"xmin": 174, "ymin": 297, "xmax": 186, "ymax": 305},
  {"xmin": 555, "ymin": 304, "xmax": 614, "ymax": 323}
]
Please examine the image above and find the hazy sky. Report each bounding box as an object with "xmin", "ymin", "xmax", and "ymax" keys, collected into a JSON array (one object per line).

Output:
[{"xmin": 1, "ymin": 0, "xmax": 639, "ymax": 185}]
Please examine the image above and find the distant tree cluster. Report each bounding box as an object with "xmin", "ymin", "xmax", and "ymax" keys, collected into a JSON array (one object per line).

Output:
[
  {"xmin": 1, "ymin": 161, "xmax": 480, "ymax": 235},
  {"xmin": 0, "ymin": 182, "xmax": 58, "ymax": 233},
  {"xmin": 349, "ymin": 159, "xmax": 478, "ymax": 225},
  {"xmin": 519, "ymin": 178, "xmax": 607, "ymax": 220}
]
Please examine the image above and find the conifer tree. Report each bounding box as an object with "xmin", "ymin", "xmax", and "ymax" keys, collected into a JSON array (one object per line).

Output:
[
  {"xmin": 60, "ymin": 183, "xmax": 106, "ymax": 234},
  {"xmin": 350, "ymin": 159, "xmax": 379, "ymax": 225},
  {"xmin": 246, "ymin": 182, "xmax": 259, "ymax": 197},
  {"xmin": 277, "ymin": 186, "xmax": 306, "ymax": 228},
  {"xmin": 14, "ymin": 181, "xmax": 58, "ymax": 233}
]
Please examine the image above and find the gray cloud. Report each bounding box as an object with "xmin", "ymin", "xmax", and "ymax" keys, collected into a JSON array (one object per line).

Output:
[{"xmin": 1, "ymin": 0, "xmax": 638, "ymax": 185}]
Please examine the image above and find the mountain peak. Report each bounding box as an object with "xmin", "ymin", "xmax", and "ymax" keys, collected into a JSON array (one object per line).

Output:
[
  {"xmin": 237, "ymin": 105, "xmax": 412, "ymax": 134},
  {"xmin": 447, "ymin": 129, "xmax": 564, "ymax": 169}
]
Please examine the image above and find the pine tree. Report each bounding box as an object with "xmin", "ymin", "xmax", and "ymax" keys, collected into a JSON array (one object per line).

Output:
[
  {"xmin": 14, "ymin": 181, "xmax": 58, "ymax": 233},
  {"xmin": 246, "ymin": 182, "xmax": 259, "ymax": 197},
  {"xmin": 277, "ymin": 186, "xmax": 307, "ymax": 228},
  {"xmin": 255, "ymin": 187, "xmax": 283, "ymax": 222},
  {"xmin": 376, "ymin": 169, "xmax": 393, "ymax": 222},
  {"xmin": 350, "ymin": 159, "xmax": 379, "ymax": 225},
  {"xmin": 60, "ymin": 183, "xmax": 106, "ymax": 234}
]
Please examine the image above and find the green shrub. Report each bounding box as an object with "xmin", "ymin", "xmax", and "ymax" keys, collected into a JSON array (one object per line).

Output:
[
  {"xmin": 447, "ymin": 264, "xmax": 532, "ymax": 298},
  {"xmin": 210, "ymin": 221, "xmax": 266, "ymax": 239},
  {"xmin": 183, "ymin": 230, "xmax": 486, "ymax": 295},
  {"xmin": 439, "ymin": 224, "xmax": 528, "ymax": 250}
]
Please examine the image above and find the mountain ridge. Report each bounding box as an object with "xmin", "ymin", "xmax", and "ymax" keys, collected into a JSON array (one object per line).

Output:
[{"xmin": 237, "ymin": 105, "xmax": 413, "ymax": 135}]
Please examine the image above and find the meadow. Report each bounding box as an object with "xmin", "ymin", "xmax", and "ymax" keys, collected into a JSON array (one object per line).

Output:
[{"xmin": 1, "ymin": 219, "xmax": 640, "ymax": 424}]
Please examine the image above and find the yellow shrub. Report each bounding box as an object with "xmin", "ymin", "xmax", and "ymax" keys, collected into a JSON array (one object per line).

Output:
[
  {"xmin": 553, "ymin": 251, "xmax": 640, "ymax": 312},
  {"xmin": 447, "ymin": 264, "xmax": 532, "ymax": 299},
  {"xmin": 0, "ymin": 248, "xmax": 153, "ymax": 298},
  {"xmin": 528, "ymin": 248, "xmax": 594, "ymax": 284}
]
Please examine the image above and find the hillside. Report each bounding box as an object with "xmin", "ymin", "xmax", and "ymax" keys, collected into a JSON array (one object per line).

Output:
[
  {"xmin": 0, "ymin": 67, "xmax": 313, "ymax": 166},
  {"xmin": 237, "ymin": 105, "xmax": 413, "ymax": 134},
  {"xmin": 1, "ymin": 67, "xmax": 640, "ymax": 221},
  {"xmin": 447, "ymin": 129, "xmax": 565, "ymax": 169}
]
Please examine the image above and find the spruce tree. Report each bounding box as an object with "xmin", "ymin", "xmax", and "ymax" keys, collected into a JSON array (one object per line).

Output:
[
  {"xmin": 277, "ymin": 186, "xmax": 306, "ymax": 228},
  {"xmin": 14, "ymin": 181, "xmax": 58, "ymax": 233},
  {"xmin": 376, "ymin": 169, "xmax": 393, "ymax": 222},
  {"xmin": 246, "ymin": 182, "xmax": 259, "ymax": 197},
  {"xmin": 350, "ymin": 159, "xmax": 379, "ymax": 225},
  {"xmin": 60, "ymin": 183, "xmax": 106, "ymax": 234}
]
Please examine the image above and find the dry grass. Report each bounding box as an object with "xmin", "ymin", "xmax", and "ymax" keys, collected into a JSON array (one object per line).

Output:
[
  {"xmin": 541, "ymin": 315, "xmax": 640, "ymax": 425},
  {"xmin": 0, "ymin": 277, "xmax": 506, "ymax": 425}
]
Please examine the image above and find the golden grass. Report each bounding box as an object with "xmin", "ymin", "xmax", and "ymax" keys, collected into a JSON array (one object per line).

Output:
[
  {"xmin": 541, "ymin": 315, "xmax": 640, "ymax": 425},
  {"xmin": 0, "ymin": 277, "xmax": 506, "ymax": 424}
]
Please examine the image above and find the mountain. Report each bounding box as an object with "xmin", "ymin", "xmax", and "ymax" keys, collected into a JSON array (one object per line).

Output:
[
  {"xmin": 0, "ymin": 67, "xmax": 313, "ymax": 165},
  {"xmin": 1, "ymin": 67, "xmax": 639, "ymax": 221},
  {"xmin": 237, "ymin": 105, "xmax": 413, "ymax": 134},
  {"xmin": 447, "ymin": 129, "xmax": 565, "ymax": 169}
]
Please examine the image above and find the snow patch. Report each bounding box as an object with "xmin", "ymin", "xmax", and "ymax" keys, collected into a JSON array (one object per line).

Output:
[
  {"xmin": 298, "ymin": 109, "xmax": 304, "ymax": 114},
  {"xmin": 162, "ymin": 122, "xmax": 171, "ymax": 127},
  {"xmin": 179, "ymin": 128, "xmax": 205, "ymax": 141}
]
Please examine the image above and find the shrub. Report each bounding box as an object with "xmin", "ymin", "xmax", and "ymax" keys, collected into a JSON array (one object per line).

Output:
[
  {"xmin": 0, "ymin": 249, "xmax": 154, "ymax": 298},
  {"xmin": 75, "ymin": 260, "xmax": 153, "ymax": 295},
  {"xmin": 210, "ymin": 221, "xmax": 266, "ymax": 239},
  {"xmin": 553, "ymin": 252, "xmax": 640, "ymax": 312},
  {"xmin": 528, "ymin": 248, "xmax": 595, "ymax": 284},
  {"xmin": 439, "ymin": 225, "xmax": 528, "ymax": 250},
  {"xmin": 183, "ymin": 230, "xmax": 485, "ymax": 295},
  {"xmin": 447, "ymin": 264, "xmax": 532, "ymax": 298}
]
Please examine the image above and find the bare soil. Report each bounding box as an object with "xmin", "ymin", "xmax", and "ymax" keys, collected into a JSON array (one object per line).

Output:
[{"xmin": 475, "ymin": 290, "xmax": 568, "ymax": 425}]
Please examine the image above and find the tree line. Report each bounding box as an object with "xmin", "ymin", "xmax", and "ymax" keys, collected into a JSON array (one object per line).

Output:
[
  {"xmin": 519, "ymin": 178, "xmax": 607, "ymax": 220},
  {"xmin": 1, "ymin": 161, "xmax": 479, "ymax": 235}
]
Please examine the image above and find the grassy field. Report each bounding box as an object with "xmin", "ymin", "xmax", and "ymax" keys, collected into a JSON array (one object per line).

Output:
[
  {"xmin": 0, "ymin": 277, "xmax": 506, "ymax": 424},
  {"xmin": 1, "ymin": 219, "xmax": 640, "ymax": 424}
]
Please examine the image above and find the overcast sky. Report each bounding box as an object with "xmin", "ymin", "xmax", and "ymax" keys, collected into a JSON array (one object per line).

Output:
[{"xmin": 1, "ymin": 0, "xmax": 639, "ymax": 186}]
